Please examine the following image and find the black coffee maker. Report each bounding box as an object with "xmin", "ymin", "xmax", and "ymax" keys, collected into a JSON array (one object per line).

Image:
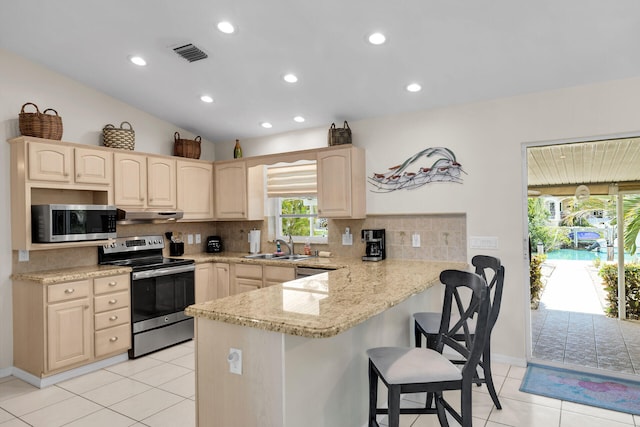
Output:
[{"xmin": 362, "ymin": 229, "xmax": 385, "ymax": 261}]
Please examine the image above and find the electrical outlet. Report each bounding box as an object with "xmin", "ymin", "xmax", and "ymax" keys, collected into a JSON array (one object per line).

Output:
[
  {"xmin": 228, "ymin": 348, "xmax": 242, "ymax": 375},
  {"xmin": 195, "ymin": 234, "xmax": 201, "ymax": 244},
  {"xmin": 412, "ymin": 233, "xmax": 420, "ymax": 248},
  {"xmin": 187, "ymin": 234, "xmax": 194, "ymax": 245},
  {"xmin": 18, "ymin": 250, "xmax": 29, "ymax": 262},
  {"xmin": 342, "ymin": 232, "xmax": 353, "ymax": 245}
]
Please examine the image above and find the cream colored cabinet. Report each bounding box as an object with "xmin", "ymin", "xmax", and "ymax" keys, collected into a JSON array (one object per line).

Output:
[
  {"xmin": 214, "ymin": 161, "xmax": 264, "ymax": 220},
  {"xmin": 231, "ymin": 263, "xmax": 263, "ymax": 295},
  {"xmin": 263, "ymin": 265, "xmax": 295, "ymax": 287},
  {"xmin": 27, "ymin": 141, "xmax": 112, "ymax": 186},
  {"xmin": 316, "ymin": 146, "xmax": 366, "ymax": 218},
  {"xmin": 196, "ymin": 262, "xmax": 230, "ymax": 302},
  {"xmin": 177, "ymin": 159, "xmax": 214, "ymax": 220},
  {"xmin": 13, "ymin": 272, "xmax": 131, "ymax": 378},
  {"xmin": 93, "ymin": 274, "xmax": 131, "ymax": 358},
  {"xmin": 46, "ymin": 280, "xmax": 92, "ymax": 372},
  {"xmin": 147, "ymin": 156, "xmax": 176, "ymax": 208},
  {"xmin": 114, "ymin": 152, "xmax": 146, "ymax": 207}
]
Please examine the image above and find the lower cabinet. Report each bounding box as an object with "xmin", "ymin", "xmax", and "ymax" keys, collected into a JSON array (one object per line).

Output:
[
  {"xmin": 231, "ymin": 263, "xmax": 295, "ymax": 295},
  {"xmin": 263, "ymin": 265, "xmax": 296, "ymax": 287},
  {"xmin": 195, "ymin": 262, "xmax": 230, "ymax": 303},
  {"xmin": 13, "ymin": 272, "xmax": 131, "ymax": 378}
]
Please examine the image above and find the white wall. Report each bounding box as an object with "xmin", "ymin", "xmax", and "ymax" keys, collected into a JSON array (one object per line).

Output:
[
  {"xmin": 0, "ymin": 48, "xmax": 213, "ymax": 373},
  {"xmin": 216, "ymin": 76, "xmax": 640, "ymax": 363}
]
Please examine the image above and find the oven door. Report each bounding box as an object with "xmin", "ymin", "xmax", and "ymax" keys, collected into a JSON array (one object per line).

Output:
[{"xmin": 131, "ymin": 264, "xmax": 195, "ymax": 333}]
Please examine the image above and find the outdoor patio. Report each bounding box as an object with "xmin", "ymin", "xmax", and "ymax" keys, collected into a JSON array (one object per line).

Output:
[{"xmin": 530, "ymin": 259, "xmax": 640, "ymax": 375}]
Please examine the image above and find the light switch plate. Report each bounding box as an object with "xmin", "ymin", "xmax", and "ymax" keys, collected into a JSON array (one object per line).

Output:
[
  {"xmin": 412, "ymin": 233, "xmax": 420, "ymax": 248},
  {"xmin": 228, "ymin": 348, "xmax": 242, "ymax": 375},
  {"xmin": 342, "ymin": 232, "xmax": 353, "ymax": 245},
  {"xmin": 195, "ymin": 234, "xmax": 201, "ymax": 244},
  {"xmin": 18, "ymin": 250, "xmax": 29, "ymax": 262},
  {"xmin": 187, "ymin": 234, "xmax": 194, "ymax": 245}
]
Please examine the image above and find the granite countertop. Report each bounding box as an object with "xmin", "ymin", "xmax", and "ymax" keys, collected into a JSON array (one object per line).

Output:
[
  {"xmin": 173, "ymin": 251, "xmax": 347, "ymax": 269},
  {"xmin": 185, "ymin": 258, "xmax": 466, "ymax": 339},
  {"xmin": 11, "ymin": 265, "xmax": 132, "ymax": 285}
]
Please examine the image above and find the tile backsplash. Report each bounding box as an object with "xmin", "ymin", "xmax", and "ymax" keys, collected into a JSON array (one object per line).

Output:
[{"xmin": 12, "ymin": 214, "xmax": 466, "ymax": 273}]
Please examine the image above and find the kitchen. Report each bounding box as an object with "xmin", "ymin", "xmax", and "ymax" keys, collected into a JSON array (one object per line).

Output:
[{"xmin": 2, "ymin": 2, "xmax": 640, "ymax": 426}]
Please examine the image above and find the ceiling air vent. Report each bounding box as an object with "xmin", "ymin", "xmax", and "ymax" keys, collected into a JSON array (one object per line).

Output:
[{"xmin": 173, "ymin": 43, "xmax": 208, "ymax": 63}]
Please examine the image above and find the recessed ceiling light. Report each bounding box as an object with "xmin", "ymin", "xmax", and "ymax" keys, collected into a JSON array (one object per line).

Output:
[
  {"xmin": 129, "ymin": 56, "xmax": 147, "ymax": 66},
  {"xmin": 406, "ymin": 83, "xmax": 422, "ymax": 93},
  {"xmin": 283, "ymin": 73, "xmax": 298, "ymax": 83},
  {"xmin": 200, "ymin": 95, "xmax": 213, "ymax": 103},
  {"xmin": 368, "ymin": 32, "xmax": 386, "ymax": 45},
  {"xmin": 217, "ymin": 21, "xmax": 235, "ymax": 34},
  {"xmin": 293, "ymin": 116, "xmax": 305, "ymax": 123},
  {"xmin": 261, "ymin": 122, "xmax": 273, "ymax": 129}
]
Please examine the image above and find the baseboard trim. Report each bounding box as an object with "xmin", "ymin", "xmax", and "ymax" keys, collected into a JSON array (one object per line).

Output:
[
  {"xmin": 492, "ymin": 353, "xmax": 527, "ymax": 368},
  {"xmin": 11, "ymin": 353, "xmax": 129, "ymax": 388}
]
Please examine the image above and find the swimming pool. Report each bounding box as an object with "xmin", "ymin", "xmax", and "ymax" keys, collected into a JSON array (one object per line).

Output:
[{"xmin": 545, "ymin": 248, "xmax": 637, "ymax": 262}]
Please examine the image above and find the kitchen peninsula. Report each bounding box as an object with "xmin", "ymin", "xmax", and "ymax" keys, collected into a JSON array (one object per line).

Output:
[{"xmin": 185, "ymin": 258, "xmax": 465, "ymax": 427}]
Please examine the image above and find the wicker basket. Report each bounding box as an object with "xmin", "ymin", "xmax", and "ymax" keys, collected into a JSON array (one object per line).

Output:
[
  {"xmin": 174, "ymin": 132, "xmax": 201, "ymax": 159},
  {"xmin": 103, "ymin": 122, "xmax": 135, "ymax": 150},
  {"xmin": 19, "ymin": 102, "xmax": 63, "ymax": 140},
  {"xmin": 328, "ymin": 121, "xmax": 351, "ymax": 146}
]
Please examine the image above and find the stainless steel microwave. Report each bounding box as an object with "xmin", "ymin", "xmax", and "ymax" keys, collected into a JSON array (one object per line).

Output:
[{"xmin": 31, "ymin": 204, "xmax": 117, "ymax": 243}]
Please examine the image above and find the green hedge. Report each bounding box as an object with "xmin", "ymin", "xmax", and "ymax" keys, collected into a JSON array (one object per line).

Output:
[
  {"xmin": 530, "ymin": 255, "xmax": 546, "ymax": 307},
  {"xmin": 599, "ymin": 263, "xmax": 640, "ymax": 319}
]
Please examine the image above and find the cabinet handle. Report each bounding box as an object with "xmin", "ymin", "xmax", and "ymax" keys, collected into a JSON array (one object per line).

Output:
[
  {"xmin": 109, "ymin": 315, "xmax": 118, "ymax": 321},
  {"xmin": 109, "ymin": 336, "xmax": 119, "ymax": 342},
  {"xmin": 108, "ymin": 299, "xmax": 117, "ymax": 304},
  {"xmin": 108, "ymin": 281, "xmax": 117, "ymax": 287},
  {"xmin": 64, "ymin": 288, "xmax": 75, "ymax": 294}
]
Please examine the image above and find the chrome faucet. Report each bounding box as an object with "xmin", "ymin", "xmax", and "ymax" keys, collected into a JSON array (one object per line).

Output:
[{"xmin": 275, "ymin": 235, "xmax": 294, "ymax": 255}]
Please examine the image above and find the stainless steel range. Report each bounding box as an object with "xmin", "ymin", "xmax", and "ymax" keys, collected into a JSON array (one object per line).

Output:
[{"xmin": 98, "ymin": 235, "xmax": 195, "ymax": 358}]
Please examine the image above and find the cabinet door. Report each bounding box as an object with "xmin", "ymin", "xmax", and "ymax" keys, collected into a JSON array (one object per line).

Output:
[
  {"xmin": 317, "ymin": 148, "xmax": 352, "ymax": 217},
  {"xmin": 75, "ymin": 148, "xmax": 112, "ymax": 185},
  {"xmin": 213, "ymin": 263, "xmax": 230, "ymax": 298},
  {"xmin": 47, "ymin": 298, "xmax": 91, "ymax": 371},
  {"xmin": 114, "ymin": 152, "xmax": 147, "ymax": 207},
  {"xmin": 177, "ymin": 160, "xmax": 214, "ymax": 220},
  {"xmin": 195, "ymin": 263, "xmax": 214, "ymax": 303},
  {"xmin": 214, "ymin": 161, "xmax": 247, "ymax": 219},
  {"xmin": 234, "ymin": 278, "xmax": 262, "ymax": 295},
  {"xmin": 28, "ymin": 142, "xmax": 73, "ymax": 183},
  {"xmin": 263, "ymin": 265, "xmax": 295, "ymax": 287},
  {"xmin": 148, "ymin": 157, "xmax": 176, "ymax": 208}
]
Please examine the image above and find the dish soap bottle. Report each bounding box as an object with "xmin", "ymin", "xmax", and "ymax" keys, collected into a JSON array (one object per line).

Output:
[
  {"xmin": 304, "ymin": 238, "xmax": 311, "ymax": 255},
  {"xmin": 233, "ymin": 139, "xmax": 243, "ymax": 159}
]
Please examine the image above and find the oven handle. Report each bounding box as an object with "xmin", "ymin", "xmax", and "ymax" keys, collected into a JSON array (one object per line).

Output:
[{"xmin": 132, "ymin": 264, "xmax": 195, "ymax": 280}]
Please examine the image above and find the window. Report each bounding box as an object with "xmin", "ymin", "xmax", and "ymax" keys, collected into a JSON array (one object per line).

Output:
[{"xmin": 275, "ymin": 197, "xmax": 328, "ymax": 243}]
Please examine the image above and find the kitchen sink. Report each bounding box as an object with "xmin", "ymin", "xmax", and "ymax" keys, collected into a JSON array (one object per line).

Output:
[
  {"xmin": 243, "ymin": 253, "xmax": 284, "ymax": 260},
  {"xmin": 243, "ymin": 253, "xmax": 315, "ymax": 261},
  {"xmin": 275, "ymin": 254, "xmax": 315, "ymax": 261}
]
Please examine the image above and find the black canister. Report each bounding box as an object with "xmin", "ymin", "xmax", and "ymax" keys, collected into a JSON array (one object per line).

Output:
[
  {"xmin": 206, "ymin": 236, "xmax": 223, "ymax": 253},
  {"xmin": 169, "ymin": 241, "xmax": 184, "ymax": 256}
]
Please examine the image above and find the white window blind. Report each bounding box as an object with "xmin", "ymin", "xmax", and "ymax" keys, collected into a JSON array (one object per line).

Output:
[{"xmin": 266, "ymin": 163, "xmax": 317, "ymax": 197}]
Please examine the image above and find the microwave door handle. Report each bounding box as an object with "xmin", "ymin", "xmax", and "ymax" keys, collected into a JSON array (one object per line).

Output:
[{"xmin": 132, "ymin": 265, "xmax": 195, "ymax": 280}]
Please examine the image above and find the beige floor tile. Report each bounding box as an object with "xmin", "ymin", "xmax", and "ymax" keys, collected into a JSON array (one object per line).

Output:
[
  {"xmin": 499, "ymin": 377, "xmax": 562, "ymax": 408},
  {"xmin": 561, "ymin": 401, "xmax": 634, "ymax": 424},
  {"xmin": 146, "ymin": 344, "xmax": 193, "ymax": 362},
  {"xmin": 0, "ymin": 385, "xmax": 74, "ymax": 416},
  {"xmin": 0, "ymin": 378, "xmax": 13, "ymax": 385},
  {"xmin": 169, "ymin": 353, "xmax": 195, "ymax": 370},
  {"xmin": 157, "ymin": 371, "xmax": 195, "ymax": 398},
  {"xmin": 109, "ymin": 388, "xmax": 183, "ymax": 421},
  {"xmin": 57, "ymin": 369, "xmax": 123, "ymax": 394},
  {"xmin": 105, "ymin": 355, "xmax": 165, "ymax": 377},
  {"xmin": 506, "ymin": 366, "xmax": 527, "ymax": 380},
  {"xmin": 485, "ymin": 421, "xmax": 515, "ymax": 427},
  {"xmin": 0, "ymin": 408, "xmax": 14, "ymax": 423},
  {"xmin": 0, "ymin": 419, "xmax": 31, "ymax": 426},
  {"xmin": 143, "ymin": 399, "xmax": 195, "ymax": 427},
  {"xmin": 63, "ymin": 408, "xmax": 138, "ymax": 427},
  {"xmin": 20, "ymin": 395, "xmax": 102, "ymax": 427},
  {"xmin": 488, "ymin": 397, "xmax": 560, "ymax": 427},
  {"xmin": 82, "ymin": 378, "xmax": 152, "ymax": 407},
  {"xmin": 491, "ymin": 362, "xmax": 511, "ymax": 377},
  {"xmin": 560, "ymin": 410, "xmax": 634, "ymax": 427},
  {"xmin": 0, "ymin": 379, "xmax": 37, "ymax": 403},
  {"xmin": 130, "ymin": 363, "xmax": 191, "ymax": 387}
]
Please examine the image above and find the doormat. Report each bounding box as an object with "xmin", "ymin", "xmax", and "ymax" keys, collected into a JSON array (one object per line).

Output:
[{"xmin": 520, "ymin": 364, "xmax": 640, "ymax": 415}]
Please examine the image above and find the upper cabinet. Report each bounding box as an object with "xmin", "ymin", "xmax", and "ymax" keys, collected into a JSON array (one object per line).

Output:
[
  {"xmin": 214, "ymin": 160, "xmax": 264, "ymax": 220},
  {"xmin": 28, "ymin": 142, "xmax": 112, "ymax": 186},
  {"xmin": 114, "ymin": 152, "xmax": 176, "ymax": 208},
  {"xmin": 177, "ymin": 159, "xmax": 214, "ymax": 220},
  {"xmin": 316, "ymin": 145, "xmax": 366, "ymax": 218}
]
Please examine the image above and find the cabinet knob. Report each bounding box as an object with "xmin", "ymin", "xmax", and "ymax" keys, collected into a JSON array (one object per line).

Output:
[
  {"xmin": 108, "ymin": 281, "xmax": 117, "ymax": 287},
  {"xmin": 109, "ymin": 336, "xmax": 119, "ymax": 342},
  {"xmin": 139, "ymin": 197, "xmax": 144, "ymax": 201},
  {"xmin": 77, "ymin": 173, "xmax": 81, "ymax": 178},
  {"xmin": 64, "ymin": 288, "xmax": 75, "ymax": 294},
  {"xmin": 108, "ymin": 299, "xmax": 117, "ymax": 304},
  {"xmin": 109, "ymin": 315, "xmax": 118, "ymax": 321}
]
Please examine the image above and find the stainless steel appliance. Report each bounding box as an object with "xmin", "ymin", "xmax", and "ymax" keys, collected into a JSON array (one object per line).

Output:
[
  {"xmin": 361, "ymin": 229, "xmax": 386, "ymax": 261},
  {"xmin": 116, "ymin": 208, "xmax": 183, "ymax": 223},
  {"xmin": 31, "ymin": 204, "xmax": 117, "ymax": 243},
  {"xmin": 98, "ymin": 235, "xmax": 195, "ymax": 358},
  {"xmin": 295, "ymin": 266, "xmax": 335, "ymax": 278}
]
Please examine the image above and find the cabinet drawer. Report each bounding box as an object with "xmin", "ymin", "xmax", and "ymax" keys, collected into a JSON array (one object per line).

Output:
[
  {"xmin": 234, "ymin": 278, "xmax": 262, "ymax": 295},
  {"xmin": 94, "ymin": 274, "xmax": 130, "ymax": 295},
  {"xmin": 95, "ymin": 323, "xmax": 131, "ymax": 357},
  {"xmin": 94, "ymin": 291, "xmax": 129, "ymax": 313},
  {"xmin": 235, "ymin": 264, "xmax": 262, "ymax": 279},
  {"xmin": 95, "ymin": 307, "xmax": 130, "ymax": 331},
  {"xmin": 48, "ymin": 280, "xmax": 91, "ymax": 303},
  {"xmin": 263, "ymin": 266, "xmax": 295, "ymax": 282}
]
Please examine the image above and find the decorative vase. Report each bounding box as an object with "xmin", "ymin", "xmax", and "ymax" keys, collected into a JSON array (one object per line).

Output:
[{"xmin": 233, "ymin": 139, "xmax": 243, "ymax": 159}]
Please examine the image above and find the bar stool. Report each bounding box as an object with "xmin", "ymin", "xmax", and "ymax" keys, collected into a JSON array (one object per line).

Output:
[
  {"xmin": 413, "ymin": 255, "xmax": 505, "ymax": 409},
  {"xmin": 367, "ymin": 269, "xmax": 490, "ymax": 427}
]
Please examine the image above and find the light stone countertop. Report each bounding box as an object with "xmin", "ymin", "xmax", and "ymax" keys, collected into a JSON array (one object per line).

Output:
[
  {"xmin": 185, "ymin": 258, "xmax": 467, "ymax": 338},
  {"xmin": 11, "ymin": 265, "xmax": 132, "ymax": 285}
]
